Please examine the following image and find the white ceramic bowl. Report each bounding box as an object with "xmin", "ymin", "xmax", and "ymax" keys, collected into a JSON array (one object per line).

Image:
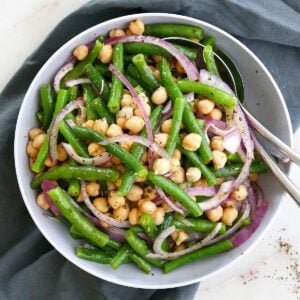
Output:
[{"xmin": 14, "ymin": 13, "xmax": 293, "ymax": 289}]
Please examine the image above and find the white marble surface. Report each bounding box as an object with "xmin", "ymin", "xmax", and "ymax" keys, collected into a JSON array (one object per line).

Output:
[{"xmin": 2, "ymin": 1, "xmax": 300, "ymax": 299}]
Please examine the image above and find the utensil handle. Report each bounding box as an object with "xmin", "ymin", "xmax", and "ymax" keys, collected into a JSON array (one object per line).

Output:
[{"xmin": 243, "ymin": 107, "xmax": 300, "ymax": 165}]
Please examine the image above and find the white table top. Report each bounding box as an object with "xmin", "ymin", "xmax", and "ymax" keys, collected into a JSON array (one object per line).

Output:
[{"xmin": 2, "ymin": 1, "xmax": 299, "ymax": 299}]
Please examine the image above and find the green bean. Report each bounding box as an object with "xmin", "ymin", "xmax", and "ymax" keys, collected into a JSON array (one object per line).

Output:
[
  {"xmin": 144, "ymin": 24, "xmax": 204, "ymax": 40},
  {"xmin": 31, "ymin": 137, "xmax": 48, "ymax": 173},
  {"xmin": 107, "ymin": 239, "xmax": 122, "ymax": 250},
  {"xmin": 31, "ymin": 166, "xmax": 119, "ymax": 189},
  {"xmin": 159, "ymin": 212, "xmax": 174, "ymax": 232},
  {"xmin": 53, "ymin": 89, "xmax": 70, "ymax": 117},
  {"xmin": 165, "ymin": 97, "xmax": 185, "ymax": 156},
  {"xmin": 72, "ymin": 126, "xmax": 147, "ymax": 178},
  {"xmin": 83, "ymin": 63, "xmax": 110, "ymax": 101},
  {"xmin": 117, "ymin": 105, "xmax": 163, "ymax": 196},
  {"xmin": 99, "ymin": 180, "xmax": 108, "ymax": 197},
  {"xmin": 132, "ymin": 54, "xmax": 160, "ymax": 91},
  {"xmin": 148, "ymin": 172, "xmax": 202, "ymax": 217},
  {"xmin": 179, "ymin": 145, "xmax": 217, "ymax": 186},
  {"xmin": 36, "ymin": 111, "xmax": 43, "ymax": 125},
  {"xmin": 40, "ymin": 83, "xmax": 55, "ymax": 130},
  {"xmin": 110, "ymin": 244, "xmax": 130, "ymax": 270},
  {"xmin": 226, "ymin": 152, "xmax": 243, "ymax": 163},
  {"xmin": 129, "ymin": 251, "xmax": 152, "ymax": 274},
  {"xmin": 82, "ymin": 84, "xmax": 97, "ymax": 120},
  {"xmin": 91, "ymin": 97, "xmax": 115, "ymax": 124},
  {"xmin": 95, "ymin": 62, "xmax": 111, "ymax": 78},
  {"xmin": 177, "ymin": 80, "xmax": 237, "ymax": 108},
  {"xmin": 202, "ymin": 36, "xmax": 216, "ymax": 47},
  {"xmin": 124, "ymin": 42, "xmax": 197, "ymax": 61},
  {"xmin": 203, "ymin": 45, "xmax": 220, "ymax": 77},
  {"xmin": 102, "ymin": 245, "xmax": 118, "ymax": 257},
  {"xmin": 64, "ymin": 40, "xmax": 102, "ymax": 81},
  {"xmin": 68, "ymin": 86, "xmax": 79, "ymax": 100},
  {"xmin": 48, "ymin": 187, "xmax": 109, "ymax": 247},
  {"xmin": 130, "ymin": 225, "xmax": 145, "ymax": 234},
  {"xmin": 158, "ymin": 58, "xmax": 212, "ymax": 163},
  {"xmin": 58, "ymin": 121, "xmax": 89, "ymax": 157},
  {"xmin": 107, "ymin": 43, "xmax": 124, "ymax": 113},
  {"xmin": 212, "ymin": 161, "xmax": 269, "ymax": 178},
  {"xmin": 164, "ymin": 240, "xmax": 233, "ymax": 273},
  {"xmin": 76, "ymin": 246, "xmax": 112, "ymax": 264},
  {"xmin": 70, "ymin": 225, "xmax": 84, "ymax": 239},
  {"xmin": 68, "ymin": 179, "xmax": 81, "ymax": 196},
  {"xmin": 125, "ymin": 73, "xmax": 140, "ymax": 88}
]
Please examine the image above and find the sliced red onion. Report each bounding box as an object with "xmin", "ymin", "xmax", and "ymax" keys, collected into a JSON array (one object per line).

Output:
[
  {"xmin": 41, "ymin": 180, "xmax": 60, "ymax": 216},
  {"xmin": 164, "ymin": 172, "xmax": 173, "ymax": 178},
  {"xmin": 185, "ymin": 92, "xmax": 195, "ymax": 102},
  {"xmin": 198, "ymin": 180, "xmax": 234, "ymax": 211},
  {"xmin": 137, "ymin": 232, "xmax": 152, "ymax": 242},
  {"xmin": 199, "ymin": 69, "xmax": 235, "ymax": 96},
  {"xmin": 106, "ymin": 36, "xmax": 199, "ymax": 80},
  {"xmin": 185, "ymin": 186, "xmax": 217, "ymax": 197},
  {"xmin": 81, "ymin": 181, "xmax": 130, "ymax": 228},
  {"xmin": 61, "ymin": 143, "xmax": 112, "ymax": 166},
  {"xmin": 109, "ymin": 64, "xmax": 153, "ymax": 144},
  {"xmin": 65, "ymin": 119, "xmax": 76, "ymax": 129},
  {"xmin": 102, "ymin": 227, "xmax": 126, "ymax": 243},
  {"xmin": 153, "ymin": 225, "xmax": 176, "ymax": 255},
  {"xmin": 54, "ymin": 61, "xmax": 74, "ymax": 92},
  {"xmin": 65, "ymin": 78, "xmax": 92, "ymax": 88},
  {"xmin": 48, "ymin": 98, "xmax": 85, "ymax": 161},
  {"xmin": 162, "ymin": 101, "xmax": 173, "ymax": 119},
  {"xmin": 99, "ymin": 134, "xmax": 170, "ymax": 159},
  {"xmin": 147, "ymin": 223, "xmax": 222, "ymax": 260},
  {"xmin": 155, "ymin": 187, "xmax": 185, "ymax": 214},
  {"xmin": 196, "ymin": 113, "xmax": 227, "ymax": 129},
  {"xmin": 206, "ymin": 202, "xmax": 251, "ymax": 246},
  {"xmin": 246, "ymin": 181, "xmax": 257, "ymax": 215},
  {"xmin": 231, "ymin": 201, "xmax": 268, "ymax": 247}
]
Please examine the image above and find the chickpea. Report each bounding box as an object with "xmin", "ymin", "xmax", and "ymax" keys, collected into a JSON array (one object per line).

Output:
[
  {"xmin": 162, "ymin": 201, "xmax": 173, "ymax": 213},
  {"xmin": 154, "ymin": 133, "xmax": 169, "ymax": 148},
  {"xmin": 222, "ymin": 199, "xmax": 238, "ymax": 208},
  {"xmin": 100, "ymin": 213, "xmax": 112, "ymax": 228},
  {"xmin": 82, "ymin": 120, "xmax": 95, "ymax": 129},
  {"xmin": 32, "ymin": 133, "xmax": 46, "ymax": 149},
  {"xmin": 109, "ymin": 28, "xmax": 126, "ymax": 38},
  {"xmin": 161, "ymin": 119, "xmax": 172, "ymax": 134},
  {"xmin": 171, "ymin": 167, "xmax": 185, "ymax": 184},
  {"xmin": 172, "ymin": 149, "xmax": 181, "ymax": 161},
  {"xmin": 152, "ymin": 55, "xmax": 163, "ymax": 63},
  {"xmin": 210, "ymin": 136, "xmax": 224, "ymax": 151},
  {"xmin": 186, "ymin": 167, "xmax": 201, "ymax": 183},
  {"xmin": 29, "ymin": 128, "xmax": 44, "ymax": 140},
  {"xmin": 249, "ymin": 173, "xmax": 258, "ymax": 182},
  {"xmin": 125, "ymin": 28, "xmax": 133, "ymax": 35},
  {"xmin": 116, "ymin": 117, "xmax": 127, "ymax": 129},
  {"xmin": 196, "ymin": 99, "xmax": 215, "ymax": 115},
  {"xmin": 175, "ymin": 61, "xmax": 185, "ymax": 74},
  {"xmin": 98, "ymin": 44, "xmax": 113, "ymax": 64},
  {"xmin": 117, "ymin": 106, "xmax": 134, "ymax": 119},
  {"xmin": 140, "ymin": 200, "xmax": 157, "ymax": 215},
  {"xmin": 113, "ymin": 205, "xmax": 129, "ymax": 221},
  {"xmin": 26, "ymin": 141, "xmax": 38, "ymax": 158},
  {"xmin": 212, "ymin": 150, "xmax": 227, "ymax": 169},
  {"xmin": 151, "ymin": 86, "xmax": 168, "ymax": 105},
  {"xmin": 93, "ymin": 118, "xmax": 108, "ymax": 135},
  {"xmin": 106, "ymin": 124, "xmax": 123, "ymax": 137},
  {"xmin": 153, "ymin": 158, "xmax": 171, "ymax": 175},
  {"xmin": 127, "ymin": 184, "xmax": 143, "ymax": 201},
  {"xmin": 152, "ymin": 207, "xmax": 165, "ymax": 225},
  {"xmin": 170, "ymin": 158, "xmax": 180, "ymax": 172},
  {"xmin": 112, "ymin": 156, "xmax": 122, "ymax": 165},
  {"xmin": 108, "ymin": 191, "xmax": 125, "ymax": 209},
  {"xmin": 153, "ymin": 69, "xmax": 160, "ymax": 80},
  {"xmin": 75, "ymin": 114, "xmax": 85, "ymax": 125},
  {"xmin": 73, "ymin": 44, "xmax": 89, "ymax": 61},
  {"xmin": 86, "ymin": 181, "xmax": 100, "ymax": 197},
  {"xmin": 129, "ymin": 208, "xmax": 139, "ymax": 225},
  {"xmin": 57, "ymin": 144, "xmax": 68, "ymax": 161},
  {"xmin": 182, "ymin": 133, "xmax": 202, "ymax": 151},
  {"xmin": 135, "ymin": 175, "xmax": 147, "ymax": 183},
  {"xmin": 216, "ymin": 177, "xmax": 225, "ymax": 185},
  {"xmin": 194, "ymin": 178, "xmax": 208, "ymax": 187},
  {"xmin": 125, "ymin": 116, "xmax": 145, "ymax": 134},
  {"xmin": 36, "ymin": 192, "xmax": 49, "ymax": 210},
  {"xmin": 205, "ymin": 205, "xmax": 223, "ymax": 222},
  {"xmin": 143, "ymin": 186, "xmax": 157, "ymax": 201},
  {"xmin": 175, "ymin": 243, "xmax": 187, "ymax": 252},
  {"xmin": 107, "ymin": 182, "xmax": 115, "ymax": 191},
  {"xmin": 231, "ymin": 184, "xmax": 248, "ymax": 201},
  {"xmin": 114, "ymin": 177, "xmax": 123, "ymax": 188},
  {"xmin": 119, "ymin": 140, "xmax": 133, "ymax": 151},
  {"xmin": 134, "ymin": 103, "xmax": 151, "ymax": 117},
  {"xmin": 115, "ymin": 164, "xmax": 125, "ymax": 173},
  {"xmin": 44, "ymin": 157, "xmax": 57, "ymax": 168},
  {"xmin": 222, "ymin": 207, "xmax": 238, "ymax": 225},
  {"xmin": 128, "ymin": 19, "xmax": 145, "ymax": 35},
  {"xmin": 208, "ymin": 108, "xmax": 223, "ymax": 120},
  {"xmin": 93, "ymin": 197, "xmax": 109, "ymax": 213},
  {"xmin": 171, "ymin": 230, "xmax": 188, "ymax": 246},
  {"xmin": 88, "ymin": 143, "xmax": 106, "ymax": 157},
  {"xmin": 141, "ymin": 151, "xmax": 148, "ymax": 164},
  {"xmin": 121, "ymin": 93, "xmax": 134, "ymax": 107}
]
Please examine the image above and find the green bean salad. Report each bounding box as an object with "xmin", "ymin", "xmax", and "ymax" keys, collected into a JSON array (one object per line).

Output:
[{"xmin": 27, "ymin": 20, "xmax": 269, "ymax": 274}]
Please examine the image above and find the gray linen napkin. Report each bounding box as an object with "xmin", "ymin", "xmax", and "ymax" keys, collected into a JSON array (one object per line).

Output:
[{"xmin": 0, "ymin": 0, "xmax": 299, "ymax": 299}]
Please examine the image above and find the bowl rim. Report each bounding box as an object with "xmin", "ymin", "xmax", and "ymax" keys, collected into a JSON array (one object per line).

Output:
[{"xmin": 14, "ymin": 12, "xmax": 294, "ymax": 289}]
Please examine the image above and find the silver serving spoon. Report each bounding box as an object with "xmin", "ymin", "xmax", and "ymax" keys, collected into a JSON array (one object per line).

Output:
[{"xmin": 165, "ymin": 37, "xmax": 300, "ymax": 205}]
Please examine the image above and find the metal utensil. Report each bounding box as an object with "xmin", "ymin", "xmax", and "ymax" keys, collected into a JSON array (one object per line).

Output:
[{"xmin": 165, "ymin": 37, "xmax": 300, "ymax": 204}]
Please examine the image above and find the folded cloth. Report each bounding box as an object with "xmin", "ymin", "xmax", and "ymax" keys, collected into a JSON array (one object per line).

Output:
[{"xmin": 0, "ymin": 0, "xmax": 299, "ymax": 299}]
